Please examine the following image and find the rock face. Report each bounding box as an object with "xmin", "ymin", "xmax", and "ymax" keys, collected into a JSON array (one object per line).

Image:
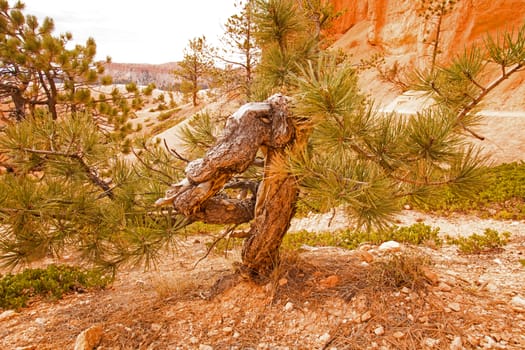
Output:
[{"xmin": 330, "ymin": 0, "xmax": 525, "ymax": 66}]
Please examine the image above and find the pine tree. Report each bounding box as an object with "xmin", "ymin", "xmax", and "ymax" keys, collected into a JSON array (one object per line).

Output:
[
  {"xmin": 0, "ymin": 0, "xmax": 148, "ymax": 132},
  {"xmin": 173, "ymin": 36, "xmax": 215, "ymax": 107},
  {"xmin": 157, "ymin": 1, "xmax": 525, "ymax": 279},
  {"xmin": 214, "ymin": 0, "xmax": 260, "ymax": 101}
]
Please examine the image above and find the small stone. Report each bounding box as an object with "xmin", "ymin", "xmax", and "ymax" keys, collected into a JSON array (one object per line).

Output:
[
  {"xmin": 486, "ymin": 282, "xmax": 499, "ymax": 293},
  {"xmin": 493, "ymin": 258, "xmax": 503, "ymax": 265},
  {"xmin": 233, "ymin": 331, "xmax": 241, "ymax": 338},
  {"xmin": 35, "ymin": 317, "xmax": 46, "ymax": 326},
  {"xmin": 401, "ymin": 287, "xmax": 411, "ymax": 294},
  {"xmin": 319, "ymin": 275, "xmax": 340, "ymax": 288},
  {"xmin": 284, "ymin": 302, "xmax": 294, "ymax": 311},
  {"xmin": 151, "ymin": 323, "xmax": 162, "ymax": 331},
  {"xmin": 393, "ymin": 331, "xmax": 405, "ymax": 339},
  {"xmin": 374, "ymin": 326, "xmax": 385, "ymax": 336},
  {"xmin": 74, "ymin": 324, "xmax": 103, "ymax": 350},
  {"xmin": 378, "ymin": 241, "xmax": 401, "ymax": 252},
  {"xmin": 0, "ymin": 310, "xmax": 16, "ymax": 321},
  {"xmin": 448, "ymin": 302, "xmax": 461, "ymax": 312},
  {"xmin": 199, "ymin": 345, "xmax": 213, "ymax": 350},
  {"xmin": 450, "ymin": 336, "xmax": 463, "ymax": 350},
  {"xmin": 190, "ymin": 337, "xmax": 199, "ymax": 344},
  {"xmin": 511, "ymin": 295, "xmax": 525, "ymax": 311},
  {"xmin": 438, "ymin": 282, "xmax": 452, "ymax": 292},
  {"xmin": 278, "ymin": 278, "xmax": 288, "ymax": 286},
  {"xmin": 403, "ymin": 204, "xmax": 412, "ymax": 210},
  {"xmin": 223, "ymin": 326, "xmax": 233, "ymax": 335},
  {"xmin": 318, "ymin": 332, "xmax": 331, "ymax": 343},
  {"xmin": 482, "ymin": 336, "xmax": 496, "ymax": 349},
  {"xmin": 360, "ymin": 311, "xmax": 372, "ymax": 322},
  {"xmin": 424, "ymin": 338, "xmax": 440, "ymax": 347},
  {"xmin": 421, "ymin": 267, "xmax": 439, "ymax": 285}
]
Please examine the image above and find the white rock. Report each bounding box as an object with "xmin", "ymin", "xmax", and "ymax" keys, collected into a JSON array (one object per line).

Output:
[
  {"xmin": 374, "ymin": 326, "xmax": 385, "ymax": 336},
  {"xmin": 190, "ymin": 336, "xmax": 199, "ymax": 344},
  {"xmin": 482, "ymin": 335, "xmax": 496, "ymax": 348},
  {"xmin": 199, "ymin": 345, "xmax": 213, "ymax": 350},
  {"xmin": 511, "ymin": 295, "xmax": 525, "ymax": 310},
  {"xmin": 284, "ymin": 301, "xmax": 294, "ymax": 311},
  {"xmin": 223, "ymin": 326, "xmax": 233, "ymax": 335},
  {"xmin": 318, "ymin": 332, "xmax": 331, "ymax": 343},
  {"xmin": 360, "ymin": 311, "xmax": 372, "ymax": 322},
  {"xmin": 378, "ymin": 241, "xmax": 401, "ymax": 251},
  {"xmin": 424, "ymin": 337, "xmax": 440, "ymax": 347},
  {"xmin": 448, "ymin": 302, "xmax": 461, "ymax": 312},
  {"xmin": 450, "ymin": 336, "xmax": 463, "ymax": 350},
  {"xmin": 0, "ymin": 310, "xmax": 16, "ymax": 321},
  {"xmin": 35, "ymin": 318, "xmax": 46, "ymax": 326}
]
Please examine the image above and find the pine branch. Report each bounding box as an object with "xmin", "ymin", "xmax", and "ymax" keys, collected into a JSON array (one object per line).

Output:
[{"xmin": 20, "ymin": 147, "xmax": 114, "ymax": 199}]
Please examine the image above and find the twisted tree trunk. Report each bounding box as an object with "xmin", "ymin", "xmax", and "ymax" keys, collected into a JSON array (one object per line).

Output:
[{"xmin": 156, "ymin": 94, "xmax": 298, "ymax": 278}]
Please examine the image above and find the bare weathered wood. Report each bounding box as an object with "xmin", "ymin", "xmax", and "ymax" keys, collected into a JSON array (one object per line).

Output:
[{"xmin": 156, "ymin": 94, "xmax": 297, "ymax": 278}]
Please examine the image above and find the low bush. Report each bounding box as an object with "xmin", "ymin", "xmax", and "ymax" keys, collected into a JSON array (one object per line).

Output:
[
  {"xmin": 0, "ymin": 264, "xmax": 111, "ymax": 310},
  {"xmin": 445, "ymin": 228, "xmax": 510, "ymax": 254}
]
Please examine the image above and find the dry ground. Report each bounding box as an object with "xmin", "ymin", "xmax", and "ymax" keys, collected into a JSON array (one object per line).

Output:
[{"xmin": 1, "ymin": 211, "xmax": 525, "ymax": 350}]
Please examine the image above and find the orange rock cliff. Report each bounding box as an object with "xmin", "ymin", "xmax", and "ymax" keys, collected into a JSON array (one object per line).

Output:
[{"xmin": 329, "ymin": 0, "xmax": 525, "ymax": 66}]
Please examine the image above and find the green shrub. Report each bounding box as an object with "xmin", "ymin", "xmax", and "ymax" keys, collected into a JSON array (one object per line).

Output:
[
  {"xmin": 446, "ymin": 228, "xmax": 510, "ymax": 254},
  {"xmin": 282, "ymin": 223, "xmax": 442, "ymax": 250},
  {"xmin": 414, "ymin": 162, "xmax": 525, "ymax": 219},
  {"xmin": 0, "ymin": 265, "xmax": 111, "ymax": 310}
]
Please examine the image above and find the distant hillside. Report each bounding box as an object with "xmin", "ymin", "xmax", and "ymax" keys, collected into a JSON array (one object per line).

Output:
[{"xmin": 103, "ymin": 62, "xmax": 180, "ymax": 90}]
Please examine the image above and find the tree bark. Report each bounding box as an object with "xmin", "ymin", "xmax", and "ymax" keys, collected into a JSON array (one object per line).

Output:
[{"xmin": 156, "ymin": 94, "xmax": 297, "ymax": 278}]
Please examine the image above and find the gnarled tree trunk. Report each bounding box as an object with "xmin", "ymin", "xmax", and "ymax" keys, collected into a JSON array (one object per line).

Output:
[{"xmin": 156, "ymin": 94, "xmax": 298, "ymax": 278}]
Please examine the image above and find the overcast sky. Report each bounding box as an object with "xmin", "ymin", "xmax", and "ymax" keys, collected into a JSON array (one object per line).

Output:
[{"xmin": 21, "ymin": 0, "xmax": 238, "ymax": 64}]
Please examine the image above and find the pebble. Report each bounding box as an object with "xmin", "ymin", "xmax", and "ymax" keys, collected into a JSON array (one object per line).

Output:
[
  {"xmin": 223, "ymin": 326, "xmax": 233, "ymax": 335},
  {"xmin": 421, "ymin": 267, "xmax": 439, "ymax": 285},
  {"xmin": 393, "ymin": 331, "xmax": 404, "ymax": 339},
  {"xmin": 360, "ymin": 311, "xmax": 372, "ymax": 322},
  {"xmin": 74, "ymin": 324, "xmax": 103, "ymax": 350},
  {"xmin": 34, "ymin": 318, "xmax": 46, "ymax": 326},
  {"xmin": 378, "ymin": 241, "xmax": 401, "ymax": 252},
  {"xmin": 423, "ymin": 337, "xmax": 440, "ymax": 347},
  {"xmin": 284, "ymin": 302, "xmax": 294, "ymax": 311},
  {"xmin": 438, "ymin": 282, "xmax": 452, "ymax": 292},
  {"xmin": 511, "ymin": 295, "xmax": 525, "ymax": 311},
  {"xmin": 374, "ymin": 326, "xmax": 385, "ymax": 336},
  {"xmin": 190, "ymin": 337, "xmax": 199, "ymax": 344},
  {"xmin": 448, "ymin": 302, "xmax": 461, "ymax": 312},
  {"xmin": 318, "ymin": 333, "xmax": 331, "ymax": 343},
  {"xmin": 199, "ymin": 345, "xmax": 213, "ymax": 350},
  {"xmin": 0, "ymin": 310, "xmax": 16, "ymax": 321},
  {"xmin": 450, "ymin": 336, "xmax": 463, "ymax": 350}
]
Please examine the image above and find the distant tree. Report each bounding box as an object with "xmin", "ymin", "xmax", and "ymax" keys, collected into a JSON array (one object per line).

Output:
[
  {"xmin": 173, "ymin": 36, "xmax": 215, "ymax": 107},
  {"xmin": 214, "ymin": 0, "xmax": 260, "ymax": 101},
  {"xmin": 418, "ymin": 0, "xmax": 460, "ymax": 72}
]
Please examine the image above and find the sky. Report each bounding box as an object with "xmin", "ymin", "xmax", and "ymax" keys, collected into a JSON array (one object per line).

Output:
[{"xmin": 21, "ymin": 0, "xmax": 238, "ymax": 64}]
